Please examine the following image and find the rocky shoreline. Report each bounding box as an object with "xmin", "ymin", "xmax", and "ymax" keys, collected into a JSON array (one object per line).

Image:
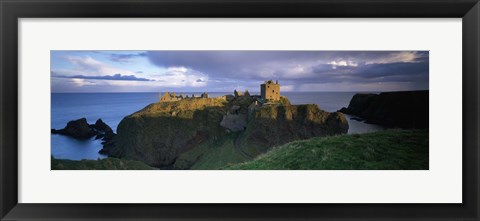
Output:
[{"xmin": 51, "ymin": 118, "xmax": 116, "ymax": 154}]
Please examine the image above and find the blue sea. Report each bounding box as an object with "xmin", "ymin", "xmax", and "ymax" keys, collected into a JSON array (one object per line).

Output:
[{"xmin": 51, "ymin": 92, "xmax": 385, "ymax": 160}]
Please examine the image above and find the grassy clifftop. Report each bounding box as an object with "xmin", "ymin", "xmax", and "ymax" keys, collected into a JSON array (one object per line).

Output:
[
  {"xmin": 51, "ymin": 157, "xmax": 156, "ymax": 170},
  {"xmin": 225, "ymin": 129, "xmax": 428, "ymax": 170},
  {"xmin": 131, "ymin": 97, "xmax": 226, "ymax": 118}
]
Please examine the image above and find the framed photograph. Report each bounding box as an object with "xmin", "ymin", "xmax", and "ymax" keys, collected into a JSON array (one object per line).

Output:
[{"xmin": 1, "ymin": 0, "xmax": 479, "ymax": 220}]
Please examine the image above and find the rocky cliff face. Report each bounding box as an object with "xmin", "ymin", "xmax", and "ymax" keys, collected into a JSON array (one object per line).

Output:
[
  {"xmin": 338, "ymin": 91, "xmax": 428, "ymax": 129},
  {"xmin": 107, "ymin": 96, "xmax": 349, "ymax": 168},
  {"xmin": 237, "ymin": 104, "xmax": 348, "ymax": 156},
  {"xmin": 107, "ymin": 98, "xmax": 227, "ymax": 167}
]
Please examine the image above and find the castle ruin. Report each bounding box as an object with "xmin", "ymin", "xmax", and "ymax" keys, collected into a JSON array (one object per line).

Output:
[
  {"xmin": 159, "ymin": 92, "xmax": 210, "ymax": 102},
  {"xmin": 159, "ymin": 92, "xmax": 183, "ymax": 102},
  {"xmin": 261, "ymin": 80, "xmax": 280, "ymax": 101}
]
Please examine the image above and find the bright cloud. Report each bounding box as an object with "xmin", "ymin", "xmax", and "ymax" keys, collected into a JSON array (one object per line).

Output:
[
  {"xmin": 365, "ymin": 51, "xmax": 424, "ymax": 64},
  {"xmin": 59, "ymin": 56, "xmax": 137, "ymax": 77},
  {"xmin": 153, "ymin": 67, "xmax": 208, "ymax": 88},
  {"xmin": 328, "ymin": 60, "xmax": 359, "ymax": 69},
  {"xmin": 71, "ymin": 78, "xmax": 96, "ymax": 87}
]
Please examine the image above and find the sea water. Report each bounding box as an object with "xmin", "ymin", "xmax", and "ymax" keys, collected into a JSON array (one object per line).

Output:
[{"xmin": 51, "ymin": 92, "xmax": 385, "ymax": 160}]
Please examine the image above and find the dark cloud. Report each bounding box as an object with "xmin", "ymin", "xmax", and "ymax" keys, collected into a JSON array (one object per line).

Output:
[
  {"xmin": 147, "ymin": 51, "xmax": 322, "ymax": 78},
  {"xmin": 146, "ymin": 51, "xmax": 429, "ymax": 85},
  {"xmin": 308, "ymin": 62, "xmax": 429, "ymax": 83},
  {"xmin": 109, "ymin": 52, "xmax": 147, "ymax": 63},
  {"xmin": 53, "ymin": 73, "xmax": 155, "ymax": 81}
]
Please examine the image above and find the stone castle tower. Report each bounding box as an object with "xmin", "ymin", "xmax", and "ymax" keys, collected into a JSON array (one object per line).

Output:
[{"xmin": 261, "ymin": 80, "xmax": 280, "ymax": 101}]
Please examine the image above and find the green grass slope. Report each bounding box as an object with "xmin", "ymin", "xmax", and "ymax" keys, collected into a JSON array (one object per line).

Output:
[
  {"xmin": 173, "ymin": 133, "xmax": 249, "ymax": 169},
  {"xmin": 224, "ymin": 129, "xmax": 428, "ymax": 170},
  {"xmin": 51, "ymin": 157, "xmax": 156, "ymax": 170}
]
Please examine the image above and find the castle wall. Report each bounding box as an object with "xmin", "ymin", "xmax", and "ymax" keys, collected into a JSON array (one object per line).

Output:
[
  {"xmin": 261, "ymin": 86, "xmax": 266, "ymax": 99},
  {"xmin": 261, "ymin": 82, "xmax": 280, "ymax": 101},
  {"xmin": 160, "ymin": 92, "xmax": 209, "ymax": 102}
]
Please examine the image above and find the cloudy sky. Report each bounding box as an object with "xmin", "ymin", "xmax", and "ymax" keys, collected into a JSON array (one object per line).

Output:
[{"xmin": 51, "ymin": 50, "xmax": 428, "ymax": 93}]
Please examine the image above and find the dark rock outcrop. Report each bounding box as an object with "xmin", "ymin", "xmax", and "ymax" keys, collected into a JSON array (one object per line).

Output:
[
  {"xmin": 338, "ymin": 91, "xmax": 428, "ymax": 129},
  {"xmin": 51, "ymin": 118, "xmax": 116, "ymax": 143},
  {"xmin": 91, "ymin": 119, "xmax": 114, "ymax": 140},
  {"xmin": 51, "ymin": 118, "xmax": 96, "ymax": 139},
  {"xmin": 92, "ymin": 119, "xmax": 113, "ymax": 133},
  {"xmin": 220, "ymin": 113, "xmax": 247, "ymax": 132}
]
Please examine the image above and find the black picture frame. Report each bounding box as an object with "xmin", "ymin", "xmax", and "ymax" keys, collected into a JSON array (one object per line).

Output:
[{"xmin": 1, "ymin": 0, "xmax": 479, "ymax": 220}]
